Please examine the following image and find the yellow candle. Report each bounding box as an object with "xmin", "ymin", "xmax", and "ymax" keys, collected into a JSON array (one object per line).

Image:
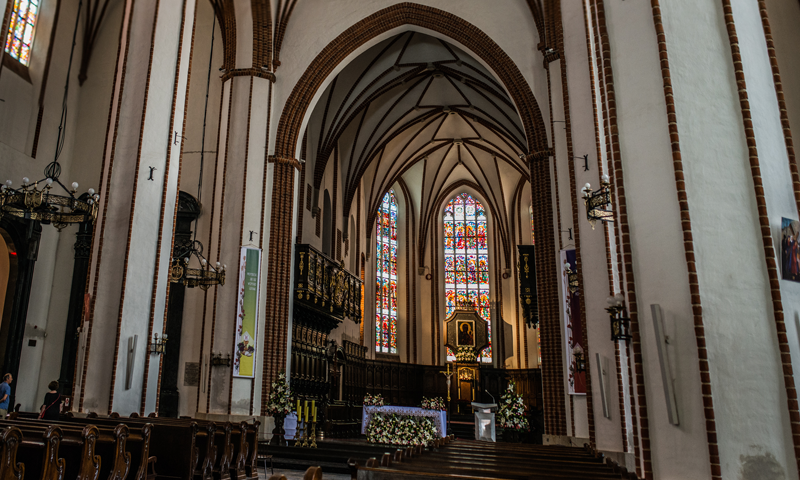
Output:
[
  {"xmin": 311, "ymin": 400, "xmax": 315, "ymax": 420},
  {"xmin": 313, "ymin": 406, "xmax": 317, "ymax": 422},
  {"xmin": 297, "ymin": 399, "xmax": 301, "ymax": 421},
  {"xmin": 305, "ymin": 401, "xmax": 309, "ymax": 421}
]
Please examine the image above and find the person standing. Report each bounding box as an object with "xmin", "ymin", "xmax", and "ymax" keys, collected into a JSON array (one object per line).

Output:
[
  {"xmin": 0, "ymin": 374, "xmax": 12, "ymax": 418},
  {"xmin": 40, "ymin": 381, "xmax": 61, "ymax": 420}
]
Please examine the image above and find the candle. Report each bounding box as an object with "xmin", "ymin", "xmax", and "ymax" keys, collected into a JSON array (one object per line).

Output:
[
  {"xmin": 305, "ymin": 401, "xmax": 309, "ymax": 422},
  {"xmin": 311, "ymin": 400, "xmax": 315, "ymax": 421},
  {"xmin": 297, "ymin": 399, "xmax": 301, "ymax": 421},
  {"xmin": 313, "ymin": 405, "xmax": 317, "ymax": 422}
]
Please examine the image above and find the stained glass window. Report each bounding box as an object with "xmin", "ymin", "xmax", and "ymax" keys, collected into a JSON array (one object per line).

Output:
[
  {"xmin": 376, "ymin": 190, "xmax": 398, "ymax": 354},
  {"xmin": 5, "ymin": 0, "xmax": 40, "ymax": 66},
  {"xmin": 444, "ymin": 193, "xmax": 491, "ymax": 362}
]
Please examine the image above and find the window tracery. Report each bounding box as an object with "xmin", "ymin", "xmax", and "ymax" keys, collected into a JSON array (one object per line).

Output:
[
  {"xmin": 444, "ymin": 193, "xmax": 491, "ymax": 362},
  {"xmin": 375, "ymin": 190, "xmax": 398, "ymax": 354},
  {"xmin": 5, "ymin": 0, "xmax": 39, "ymax": 66}
]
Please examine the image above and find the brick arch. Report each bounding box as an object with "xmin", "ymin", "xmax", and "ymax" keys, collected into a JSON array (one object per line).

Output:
[
  {"xmin": 273, "ymin": 3, "xmax": 548, "ymax": 159},
  {"xmin": 263, "ymin": 3, "xmax": 564, "ymax": 435}
]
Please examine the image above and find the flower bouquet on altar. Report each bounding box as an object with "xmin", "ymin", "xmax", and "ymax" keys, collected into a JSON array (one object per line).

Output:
[
  {"xmin": 365, "ymin": 413, "xmax": 437, "ymax": 446},
  {"xmin": 363, "ymin": 393, "xmax": 384, "ymax": 407},
  {"xmin": 267, "ymin": 372, "xmax": 294, "ymax": 416},
  {"xmin": 497, "ymin": 382, "xmax": 529, "ymax": 440},
  {"xmin": 455, "ymin": 345, "xmax": 477, "ymax": 363},
  {"xmin": 266, "ymin": 371, "xmax": 293, "ymax": 445},
  {"xmin": 420, "ymin": 396, "xmax": 446, "ymax": 411}
]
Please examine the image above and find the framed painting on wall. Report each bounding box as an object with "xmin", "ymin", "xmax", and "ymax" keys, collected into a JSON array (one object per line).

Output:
[{"xmin": 781, "ymin": 218, "xmax": 800, "ymax": 282}]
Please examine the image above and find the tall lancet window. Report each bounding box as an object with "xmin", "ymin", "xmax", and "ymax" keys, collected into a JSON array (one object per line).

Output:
[
  {"xmin": 444, "ymin": 193, "xmax": 491, "ymax": 362},
  {"xmin": 376, "ymin": 190, "xmax": 398, "ymax": 354},
  {"xmin": 5, "ymin": 0, "xmax": 40, "ymax": 66}
]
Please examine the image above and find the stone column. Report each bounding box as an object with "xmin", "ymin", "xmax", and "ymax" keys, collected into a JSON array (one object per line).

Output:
[{"xmin": 77, "ymin": 0, "xmax": 196, "ymax": 415}]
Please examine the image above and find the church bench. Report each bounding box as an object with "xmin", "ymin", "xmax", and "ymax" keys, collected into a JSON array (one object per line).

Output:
[
  {"xmin": 0, "ymin": 426, "xmax": 24, "ymax": 480},
  {"xmin": 7, "ymin": 424, "xmax": 66, "ymax": 480},
  {"xmin": 1, "ymin": 418, "xmax": 155, "ymax": 480},
  {"xmin": 60, "ymin": 417, "xmax": 202, "ymax": 480}
]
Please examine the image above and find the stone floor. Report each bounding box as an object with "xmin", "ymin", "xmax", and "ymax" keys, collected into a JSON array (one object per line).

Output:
[{"xmin": 258, "ymin": 467, "xmax": 351, "ymax": 480}]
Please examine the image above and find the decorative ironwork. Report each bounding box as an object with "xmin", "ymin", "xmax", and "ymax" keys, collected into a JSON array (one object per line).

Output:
[
  {"xmin": 148, "ymin": 333, "xmax": 168, "ymax": 355},
  {"xmin": 581, "ymin": 175, "xmax": 614, "ymax": 229},
  {"xmin": 1, "ymin": 1, "xmax": 100, "ymax": 231},
  {"xmin": 564, "ymin": 261, "xmax": 579, "ymax": 294},
  {"xmin": 211, "ymin": 352, "xmax": 231, "ymax": 367},
  {"xmin": 169, "ymin": 239, "xmax": 226, "ymax": 289},
  {"xmin": 606, "ymin": 294, "xmax": 631, "ymax": 343}
]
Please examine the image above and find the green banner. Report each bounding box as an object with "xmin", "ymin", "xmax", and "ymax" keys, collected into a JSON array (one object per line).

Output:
[{"xmin": 234, "ymin": 247, "xmax": 261, "ymax": 377}]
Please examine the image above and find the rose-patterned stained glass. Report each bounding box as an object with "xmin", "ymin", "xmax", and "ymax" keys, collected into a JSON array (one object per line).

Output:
[
  {"xmin": 5, "ymin": 0, "xmax": 40, "ymax": 66},
  {"xmin": 444, "ymin": 193, "xmax": 491, "ymax": 362},
  {"xmin": 376, "ymin": 190, "xmax": 398, "ymax": 354}
]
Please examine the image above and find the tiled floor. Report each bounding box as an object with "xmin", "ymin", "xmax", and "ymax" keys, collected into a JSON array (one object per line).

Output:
[{"xmin": 258, "ymin": 467, "xmax": 351, "ymax": 480}]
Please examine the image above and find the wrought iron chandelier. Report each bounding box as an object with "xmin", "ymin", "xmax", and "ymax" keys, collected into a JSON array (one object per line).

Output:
[
  {"xmin": 581, "ymin": 174, "xmax": 614, "ymax": 229},
  {"xmin": 168, "ymin": 14, "xmax": 225, "ymax": 290},
  {"xmin": 169, "ymin": 239, "xmax": 226, "ymax": 289},
  {"xmin": 0, "ymin": 0, "xmax": 99, "ymax": 231}
]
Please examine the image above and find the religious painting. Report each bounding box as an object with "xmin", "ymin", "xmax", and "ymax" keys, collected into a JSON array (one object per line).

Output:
[
  {"xmin": 561, "ymin": 249, "xmax": 586, "ymax": 395},
  {"xmin": 457, "ymin": 319, "xmax": 476, "ymax": 347},
  {"xmin": 782, "ymin": 218, "xmax": 800, "ymax": 282}
]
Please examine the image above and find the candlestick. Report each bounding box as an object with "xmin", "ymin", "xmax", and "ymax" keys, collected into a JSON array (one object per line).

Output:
[
  {"xmin": 310, "ymin": 421, "xmax": 317, "ymax": 448},
  {"xmin": 294, "ymin": 418, "xmax": 304, "ymax": 447}
]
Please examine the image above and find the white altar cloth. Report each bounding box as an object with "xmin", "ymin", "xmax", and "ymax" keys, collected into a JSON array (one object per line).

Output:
[{"xmin": 361, "ymin": 405, "xmax": 448, "ymax": 438}]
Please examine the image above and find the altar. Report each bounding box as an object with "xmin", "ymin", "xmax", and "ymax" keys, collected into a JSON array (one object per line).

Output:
[{"xmin": 361, "ymin": 405, "xmax": 448, "ymax": 438}]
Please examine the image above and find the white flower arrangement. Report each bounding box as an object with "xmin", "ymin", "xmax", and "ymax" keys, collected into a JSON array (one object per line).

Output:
[
  {"xmin": 455, "ymin": 346, "xmax": 477, "ymax": 362},
  {"xmin": 420, "ymin": 396, "xmax": 446, "ymax": 411},
  {"xmin": 266, "ymin": 372, "xmax": 294, "ymax": 417},
  {"xmin": 497, "ymin": 382, "xmax": 529, "ymax": 431},
  {"xmin": 365, "ymin": 413, "xmax": 437, "ymax": 446},
  {"xmin": 363, "ymin": 393, "xmax": 385, "ymax": 407}
]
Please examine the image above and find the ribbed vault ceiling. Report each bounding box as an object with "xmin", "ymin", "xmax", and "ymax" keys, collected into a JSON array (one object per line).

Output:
[{"xmin": 306, "ymin": 32, "xmax": 530, "ymax": 258}]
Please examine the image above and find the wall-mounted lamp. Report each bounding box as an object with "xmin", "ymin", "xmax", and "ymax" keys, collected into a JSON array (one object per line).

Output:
[
  {"xmin": 148, "ymin": 333, "xmax": 168, "ymax": 355},
  {"xmin": 502, "ymin": 268, "xmax": 511, "ymax": 280},
  {"xmin": 564, "ymin": 261, "xmax": 579, "ymax": 294},
  {"xmin": 581, "ymin": 175, "xmax": 614, "ymax": 229},
  {"xmin": 572, "ymin": 345, "xmax": 586, "ymax": 373},
  {"xmin": 606, "ymin": 294, "xmax": 632, "ymax": 343},
  {"xmin": 211, "ymin": 352, "xmax": 231, "ymax": 367},
  {"xmin": 418, "ymin": 265, "xmax": 432, "ymax": 280}
]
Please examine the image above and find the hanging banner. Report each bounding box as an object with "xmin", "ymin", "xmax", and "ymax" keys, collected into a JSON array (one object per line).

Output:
[
  {"xmin": 234, "ymin": 247, "xmax": 261, "ymax": 377},
  {"xmin": 561, "ymin": 249, "xmax": 586, "ymax": 395}
]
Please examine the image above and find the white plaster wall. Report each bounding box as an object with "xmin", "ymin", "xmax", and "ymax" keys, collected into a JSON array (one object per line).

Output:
[
  {"xmin": 730, "ymin": 0, "xmax": 800, "ymax": 477},
  {"xmin": 658, "ymin": 0, "xmax": 792, "ymax": 477},
  {"xmin": 602, "ymin": 0, "xmax": 710, "ymax": 477}
]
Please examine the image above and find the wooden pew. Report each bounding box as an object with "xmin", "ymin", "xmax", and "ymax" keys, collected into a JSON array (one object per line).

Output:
[
  {"xmin": 13, "ymin": 424, "xmax": 65, "ymax": 480},
  {"xmin": 58, "ymin": 417, "xmax": 195, "ymax": 480},
  {"xmin": 0, "ymin": 426, "xmax": 25, "ymax": 480},
  {"xmin": 1, "ymin": 418, "xmax": 138, "ymax": 480}
]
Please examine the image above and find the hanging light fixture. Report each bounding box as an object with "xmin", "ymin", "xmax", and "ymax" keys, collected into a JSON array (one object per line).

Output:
[
  {"xmin": 169, "ymin": 13, "xmax": 225, "ymax": 290},
  {"xmin": 0, "ymin": 0, "xmax": 99, "ymax": 231},
  {"xmin": 169, "ymin": 239, "xmax": 226, "ymax": 289},
  {"xmin": 581, "ymin": 174, "xmax": 614, "ymax": 229},
  {"xmin": 564, "ymin": 261, "xmax": 579, "ymax": 294},
  {"xmin": 606, "ymin": 294, "xmax": 631, "ymax": 343}
]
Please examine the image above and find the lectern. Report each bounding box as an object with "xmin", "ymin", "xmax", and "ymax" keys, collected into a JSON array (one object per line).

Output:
[{"xmin": 471, "ymin": 402, "xmax": 497, "ymax": 442}]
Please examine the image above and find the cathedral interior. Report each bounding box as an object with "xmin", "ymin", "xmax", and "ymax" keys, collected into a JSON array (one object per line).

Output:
[{"xmin": 0, "ymin": 0, "xmax": 799, "ymax": 479}]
